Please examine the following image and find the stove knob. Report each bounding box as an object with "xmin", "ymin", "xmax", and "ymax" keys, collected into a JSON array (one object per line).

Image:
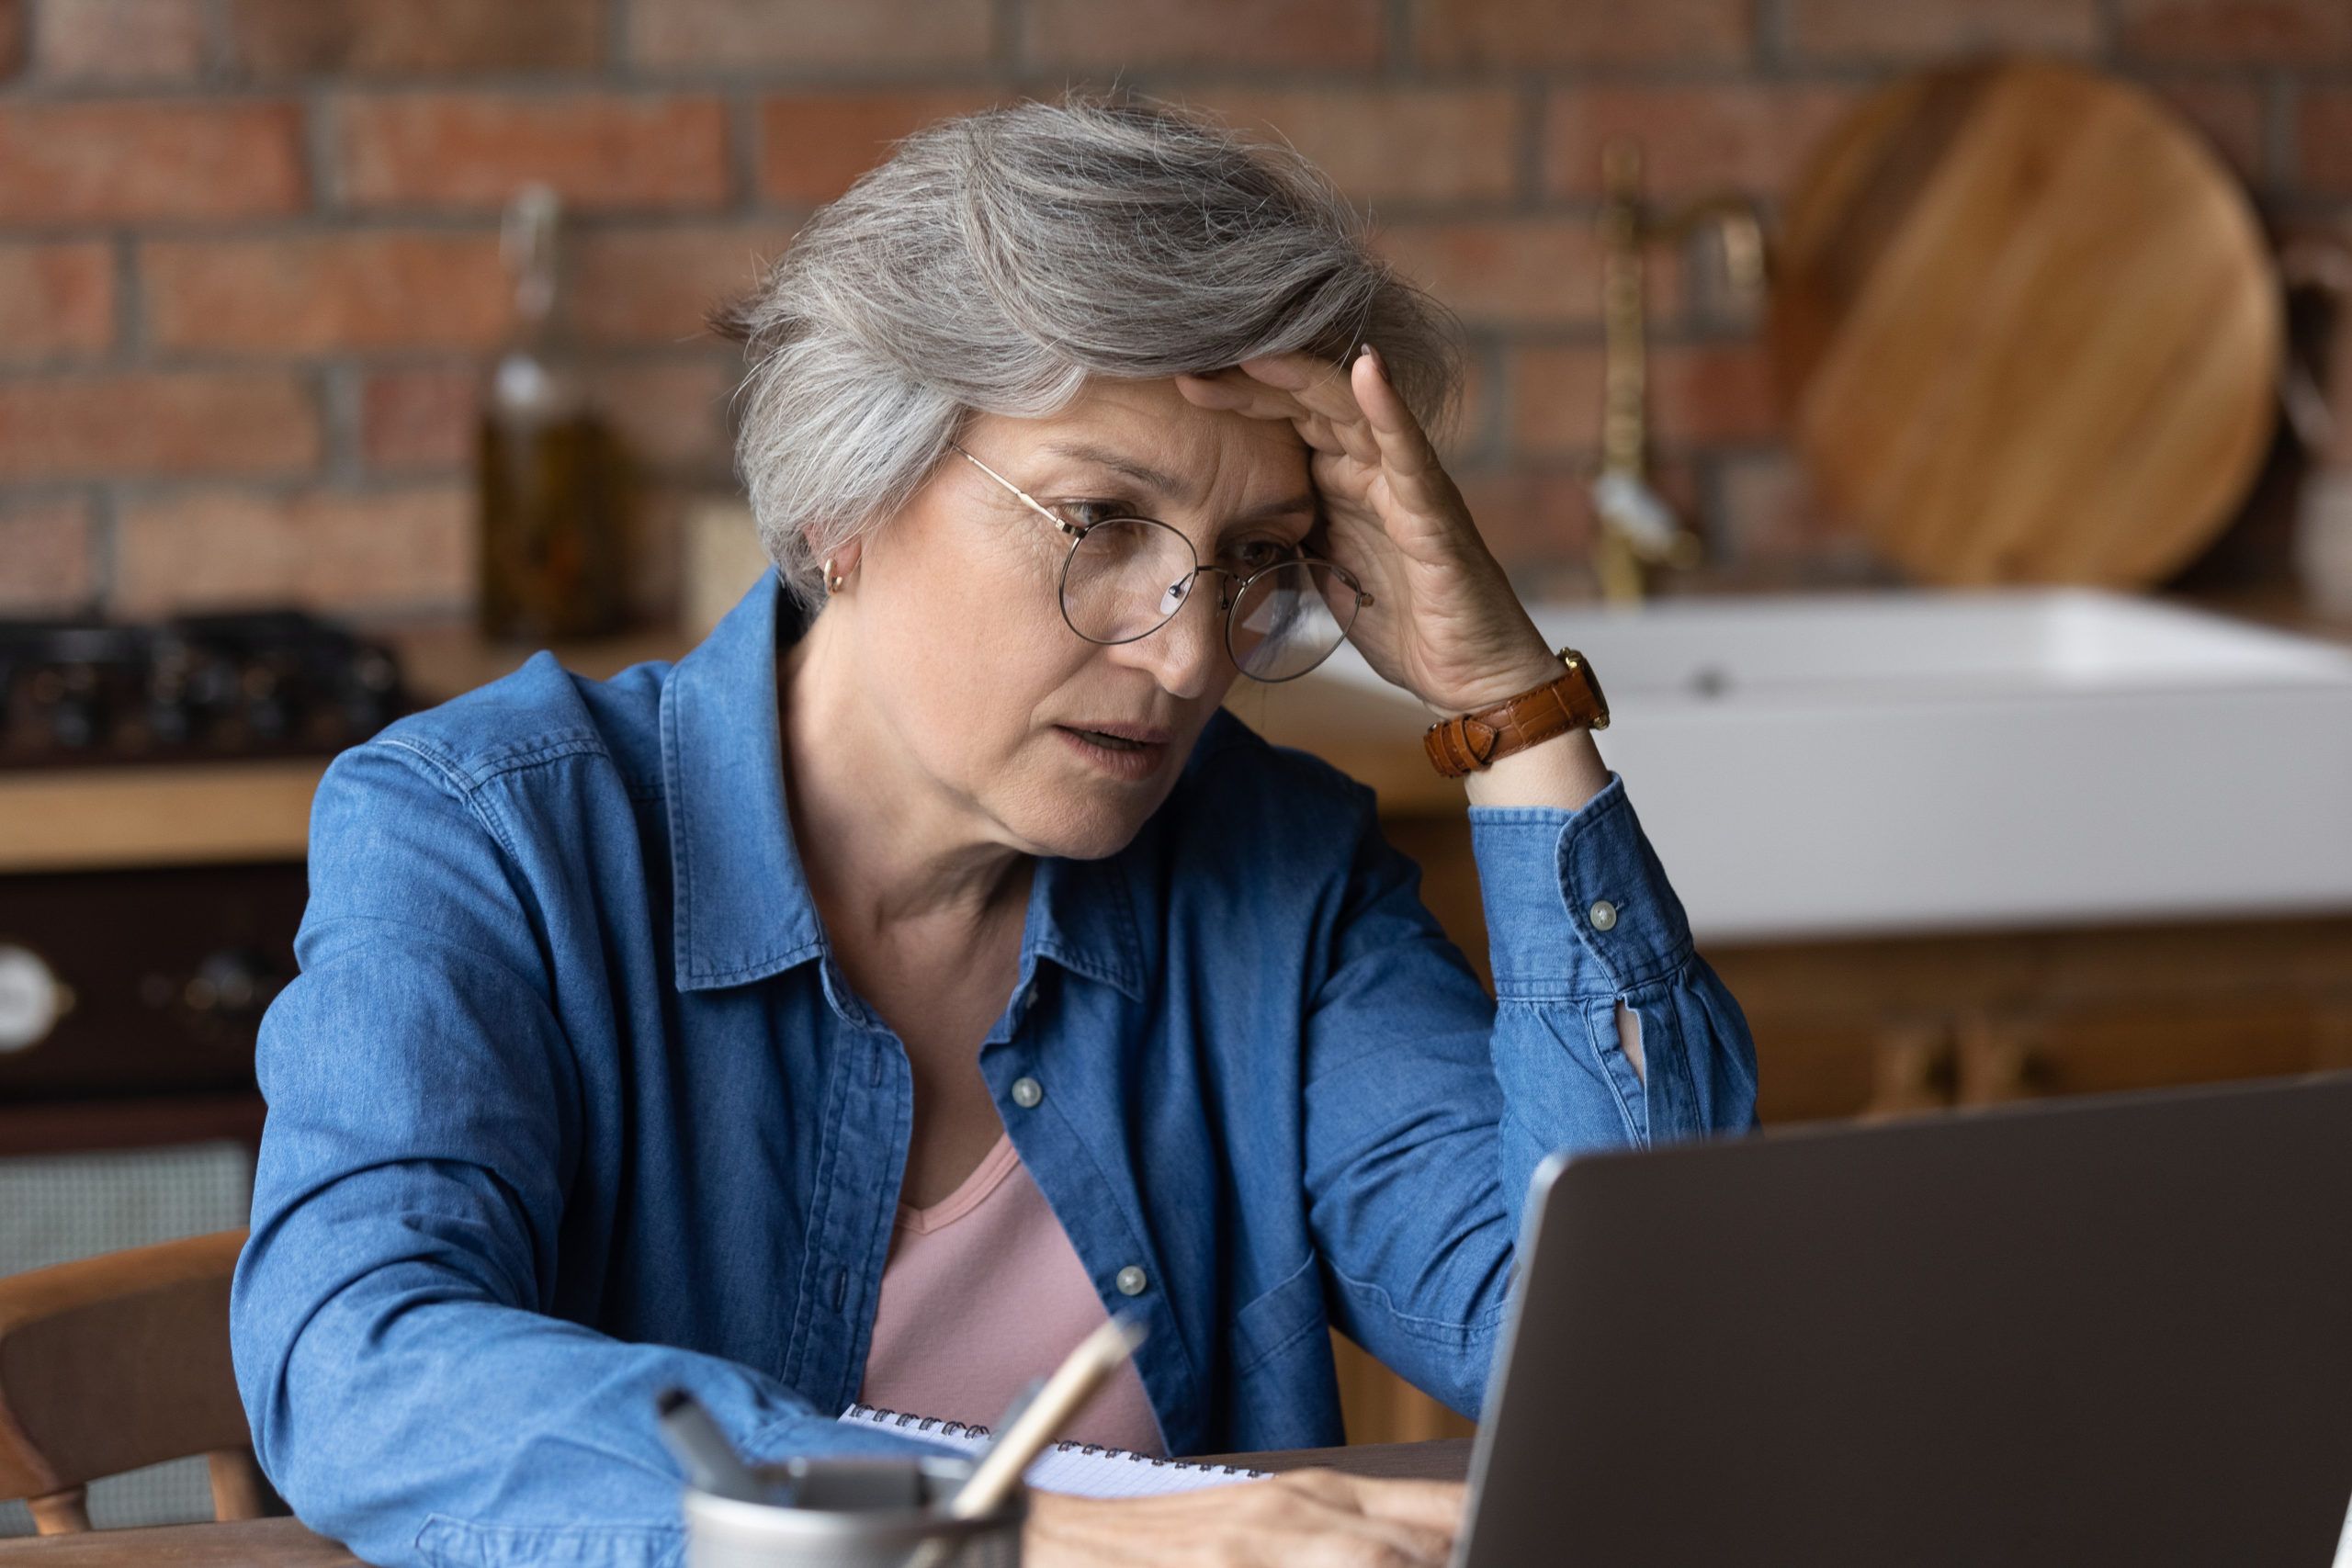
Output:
[
  {"xmin": 184, "ymin": 950, "xmax": 272, "ymax": 1016},
  {"xmin": 146, "ymin": 695, "xmax": 195, "ymax": 747},
  {"xmin": 240, "ymin": 664, "xmax": 290, "ymax": 741},
  {"xmin": 26, "ymin": 669, "xmax": 103, "ymax": 751},
  {"xmin": 146, "ymin": 656, "xmax": 198, "ymax": 746},
  {"xmin": 0, "ymin": 943, "xmax": 74, "ymax": 1055}
]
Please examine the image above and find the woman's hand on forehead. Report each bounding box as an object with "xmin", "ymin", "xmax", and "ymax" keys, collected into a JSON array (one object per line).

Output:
[
  {"xmin": 1172, "ymin": 349, "xmax": 1561, "ymax": 716},
  {"xmin": 1175, "ymin": 355, "xmax": 1384, "ymax": 468}
]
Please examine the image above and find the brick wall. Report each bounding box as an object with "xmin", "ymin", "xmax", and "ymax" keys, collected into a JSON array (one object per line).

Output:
[{"xmin": 0, "ymin": 0, "xmax": 2339, "ymax": 623}]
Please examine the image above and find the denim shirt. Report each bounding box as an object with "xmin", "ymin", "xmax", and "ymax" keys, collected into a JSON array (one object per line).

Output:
[{"xmin": 231, "ymin": 571, "xmax": 1758, "ymax": 1568}]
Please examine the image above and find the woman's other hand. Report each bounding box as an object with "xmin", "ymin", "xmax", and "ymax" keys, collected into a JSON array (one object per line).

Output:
[
  {"xmin": 1176, "ymin": 347, "xmax": 1558, "ymax": 716},
  {"xmin": 1024, "ymin": 1468, "xmax": 1466, "ymax": 1566}
]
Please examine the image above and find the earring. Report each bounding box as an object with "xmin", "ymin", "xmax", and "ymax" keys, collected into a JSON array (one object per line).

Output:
[{"xmin": 824, "ymin": 558, "xmax": 844, "ymax": 594}]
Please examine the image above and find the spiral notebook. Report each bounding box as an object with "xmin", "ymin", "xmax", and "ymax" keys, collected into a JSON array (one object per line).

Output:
[{"xmin": 837, "ymin": 1403, "xmax": 1271, "ymax": 1497}]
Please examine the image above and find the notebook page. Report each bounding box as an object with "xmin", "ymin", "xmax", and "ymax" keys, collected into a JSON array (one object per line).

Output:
[{"xmin": 838, "ymin": 1404, "xmax": 1270, "ymax": 1498}]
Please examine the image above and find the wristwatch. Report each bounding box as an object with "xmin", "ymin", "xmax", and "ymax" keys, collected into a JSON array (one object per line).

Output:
[{"xmin": 1423, "ymin": 647, "xmax": 1610, "ymax": 779}]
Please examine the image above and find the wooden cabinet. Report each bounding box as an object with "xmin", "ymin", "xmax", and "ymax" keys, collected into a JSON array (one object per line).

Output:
[{"xmin": 1708, "ymin": 914, "xmax": 2352, "ymax": 1123}]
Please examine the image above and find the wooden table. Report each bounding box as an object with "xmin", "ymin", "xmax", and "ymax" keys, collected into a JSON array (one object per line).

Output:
[{"xmin": 0, "ymin": 1439, "xmax": 1475, "ymax": 1564}]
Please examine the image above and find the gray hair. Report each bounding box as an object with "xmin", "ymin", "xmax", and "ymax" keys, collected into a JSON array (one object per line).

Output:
[{"xmin": 712, "ymin": 92, "xmax": 1465, "ymax": 616}]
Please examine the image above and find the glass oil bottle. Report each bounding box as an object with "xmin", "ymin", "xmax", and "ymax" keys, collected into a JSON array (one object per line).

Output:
[{"xmin": 476, "ymin": 184, "xmax": 630, "ymax": 640}]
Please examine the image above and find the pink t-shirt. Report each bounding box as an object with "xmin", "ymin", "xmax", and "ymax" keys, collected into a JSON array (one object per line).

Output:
[{"xmin": 858, "ymin": 1132, "xmax": 1167, "ymax": 1456}]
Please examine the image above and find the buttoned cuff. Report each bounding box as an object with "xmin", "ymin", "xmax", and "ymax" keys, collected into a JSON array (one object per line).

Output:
[{"xmin": 1469, "ymin": 770, "xmax": 1697, "ymax": 998}]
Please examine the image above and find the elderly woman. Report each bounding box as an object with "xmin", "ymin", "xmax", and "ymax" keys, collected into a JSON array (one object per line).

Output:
[{"xmin": 232, "ymin": 96, "xmax": 1757, "ymax": 1567}]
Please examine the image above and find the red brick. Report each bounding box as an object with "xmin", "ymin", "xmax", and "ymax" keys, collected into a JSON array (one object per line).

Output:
[
  {"xmin": 144, "ymin": 232, "xmax": 513, "ymax": 355},
  {"xmin": 0, "ymin": 242, "xmax": 115, "ymax": 363},
  {"xmin": 2143, "ymin": 77, "xmax": 2267, "ymax": 184},
  {"xmin": 1715, "ymin": 451, "xmax": 1850, "ymax": 562},
  {"xmin": 230, "ymin": 0, "xmax": 602, "ymax": 74},
  {"xmin": 0, "ymin": 101, "xmax": 303, "ymax": 223},
  {"xmin": 114, "ymin": 486, "xmax": 469, "ymax": 617},
  {"xmin": 759, "ymin": 85, "xmax": 1520, "ymax": 208},
  {"xmin": 0, "ymin": 497, "xmax": 96, "ymax": 613},
  {"xmin": 359, "ymin": 365, "xmax": 477, "ymax": 470},
  {"xmin": 1511, "ymin": 340, "xmax": 1777, "ymax": 456},
  {"xmin": 758, "ymin": 90, "xmax": 1007, "ymax": 206},
  {"xmin": 1453, "ymin": 467, "xmax": 1602, "ymax": 569},
  {"xmin": 1457, "ymin": 459, "xmax": 1706, "ymax": 581},
  {"xmin": 40, "ymin": 0, "xmax": 206, "ymax": 81},
  {"xmin": 1785, "ymin": 0, "xmax": 2101, "ymax": 61},
  {"xmin": 1415, "ymin": 0, "xmax": 1750, "ymax": 67},
  {"xmin": 0, "ymin": 371, "xmax": 320, "ymax": 479},
  {"xmin": 361, "ymin": 357, "xmax": 738, "ymax": 475},
  {"xmin": 2301, "ymin": 93, "xmax": 2352, "ymax": 193},
  {"xmin": 1172, "ymin": 85, "xmax": 1521, "ymax": 205},
  {"xmin": 1544, "ymin": 85, "xmax": 1857, "ymax": 200},
  {"xmin": 337, "ymin": 95, "xmax": 731, "ymax": 214},
  {"xmin": 1436, "ymin": 348, "xmax": 1498, "ymax": 462},
  {"xmin": 628, "ymin": 0, "xmax": 991, "ymax": 69},
  {"xmin": 1505, "ymin": 344, "xmax": 1606, "ymax": 457},
  {"xmin": 593, "ymin": 359, "xmax": 738, "ymax": 474},
  {"xmin": 1025, "ymin": 0, "xmax": 1383, "ymax": 68},
  {"xmin": 1648, "ymin": 341, "xmax": 1781, "ymax": 446},
  {"xmin": 1375, "ymin": 220, "xmax": 1681, "ymax": 329},
  {"xmin": 2118, "ymin": 0, "xmax": 2352, "ymax": 62},
  {"xmin": 567, "ymin": 222, "xmax": 798, "ymax": 347}
]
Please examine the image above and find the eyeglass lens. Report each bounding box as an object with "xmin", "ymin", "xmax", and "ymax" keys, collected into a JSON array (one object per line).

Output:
[{"xmin": 1060, "ymin": 517, "xmax": 1359, "ymax": 682}]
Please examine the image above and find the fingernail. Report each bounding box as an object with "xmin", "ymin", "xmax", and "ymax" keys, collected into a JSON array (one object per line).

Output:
[{"xmin": 1358, "ymin": 343, "xmax": 1382, "ymax": 371}]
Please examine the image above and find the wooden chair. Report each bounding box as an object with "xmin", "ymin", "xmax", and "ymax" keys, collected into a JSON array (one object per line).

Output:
[{"xmin": 0, "ymin": 1229, "xmax": 268, "ymax": 1534}]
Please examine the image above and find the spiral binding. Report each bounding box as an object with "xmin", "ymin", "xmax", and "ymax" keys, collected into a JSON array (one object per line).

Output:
[{"xmin": 842, "ymin": 1403, "xmax": 1268, "ymax": 1477}]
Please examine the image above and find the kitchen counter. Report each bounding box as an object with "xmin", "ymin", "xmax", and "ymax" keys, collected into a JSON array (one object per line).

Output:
[
  {"xmin": 0, "ymin": 627, "xmax": 685, "ymax": 875},
  {"xmin": 2157, "ymin": 581, "xmax": 2352, "ymax": 647},
  {"xmin": 5, "ymin": 581, "xmax": 2346, "ymax": 875}
]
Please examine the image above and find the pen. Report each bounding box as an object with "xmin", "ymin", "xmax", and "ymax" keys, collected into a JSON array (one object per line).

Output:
[
  {"xmin": 901, "ymin": 1314, "xmax": 1148, "ymax": 1568},
  {"xmin": 953, "ymin": 1314, "xmax": 1148, "ymax": 1517},
  {"xmin": 655, "ymin": 1386, "xmax": 765, "ymax": 1503}
]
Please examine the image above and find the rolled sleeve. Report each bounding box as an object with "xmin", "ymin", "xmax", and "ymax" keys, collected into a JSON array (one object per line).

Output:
[
  {"xmin": 1294, "ymin": 764, "xmax": 1758, "ymax": 1421},
  {"xmin": 1470, "ymin": 770, "xmax": 1696, "ymax": 999},
  {"xmin": 1473, "ymin": 770, "xmax": 1758, "ymax": 1157}
]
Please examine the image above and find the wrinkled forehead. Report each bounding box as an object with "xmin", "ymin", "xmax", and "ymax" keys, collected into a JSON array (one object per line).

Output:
[{"xmin": 973, "ymin": 376, "xmax": 1314, "ymax": 519}]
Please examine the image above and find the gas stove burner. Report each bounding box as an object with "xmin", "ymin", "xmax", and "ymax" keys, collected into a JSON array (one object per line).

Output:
[{"xmin": 0, "ymin": 609, "xmax": 411, "ymax": 766}]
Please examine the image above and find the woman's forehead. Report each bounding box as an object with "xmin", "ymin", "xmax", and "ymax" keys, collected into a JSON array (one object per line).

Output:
[{"xmin": 989, "ymin": 377, "xmax": 1312, "ymax": 503}]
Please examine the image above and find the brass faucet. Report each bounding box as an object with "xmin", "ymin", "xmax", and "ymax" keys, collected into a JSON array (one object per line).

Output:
[{"xmin": 1591, "ymin": 139, "xmax": 1767, "ymax": 605}]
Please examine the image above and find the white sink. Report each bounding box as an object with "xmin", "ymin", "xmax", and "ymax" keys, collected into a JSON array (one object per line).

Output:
[{"xmin": 1310, "ymin": 587, "xmax": 2352, "ymax": 942}]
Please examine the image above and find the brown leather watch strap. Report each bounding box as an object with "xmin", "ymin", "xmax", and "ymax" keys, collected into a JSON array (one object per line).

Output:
[{"xmin": 1423, "ymin": 649, "xmax": 1610, "ymax": 778}]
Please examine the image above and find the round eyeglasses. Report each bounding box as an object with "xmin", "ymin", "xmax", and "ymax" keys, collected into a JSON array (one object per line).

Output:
[{"xmin": 950, "ymin": 442, "xmax": 1372, "ymax": 682}]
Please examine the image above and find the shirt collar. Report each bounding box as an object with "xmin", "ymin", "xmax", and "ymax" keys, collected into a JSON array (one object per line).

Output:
[{"xmin": 660, "ymin": 570, "xmax": 1144, "ymax": 1004}]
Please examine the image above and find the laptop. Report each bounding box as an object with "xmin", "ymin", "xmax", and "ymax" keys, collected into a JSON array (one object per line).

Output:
[{"xmin": 1454, "ymin": 1072, "xmax": 2352, "ymax": 1568}]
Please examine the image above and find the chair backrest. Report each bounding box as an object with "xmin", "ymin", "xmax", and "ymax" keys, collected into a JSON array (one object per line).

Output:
[{"xmin": 0, "ymin": 1228, "xmax": 266, "ymax": 1534}]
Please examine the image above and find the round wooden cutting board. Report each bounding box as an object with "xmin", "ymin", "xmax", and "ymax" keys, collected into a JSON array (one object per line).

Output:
[{"xmin": 1770, "ymin": 59, "xmax": 2281, "ymax": 587}]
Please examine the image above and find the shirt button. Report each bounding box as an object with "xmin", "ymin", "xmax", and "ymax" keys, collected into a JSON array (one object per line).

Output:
[
  {"xmin": 1588, "ymin": 898, "xmax": 1619, "ymax": 931},
  {"xmin": 1011, "ymin": 1076, "xmax": 1044, "ymax": 1109},
  {"xmin": 1115, "ymin": 1265, "xmax": 1148, "ymax": 1297}
]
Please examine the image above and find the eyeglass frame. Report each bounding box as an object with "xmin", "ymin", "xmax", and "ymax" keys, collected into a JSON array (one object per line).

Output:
[{"xmin": 945, "ymin": 440, "xmax": 1374, "ymax": 683}]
